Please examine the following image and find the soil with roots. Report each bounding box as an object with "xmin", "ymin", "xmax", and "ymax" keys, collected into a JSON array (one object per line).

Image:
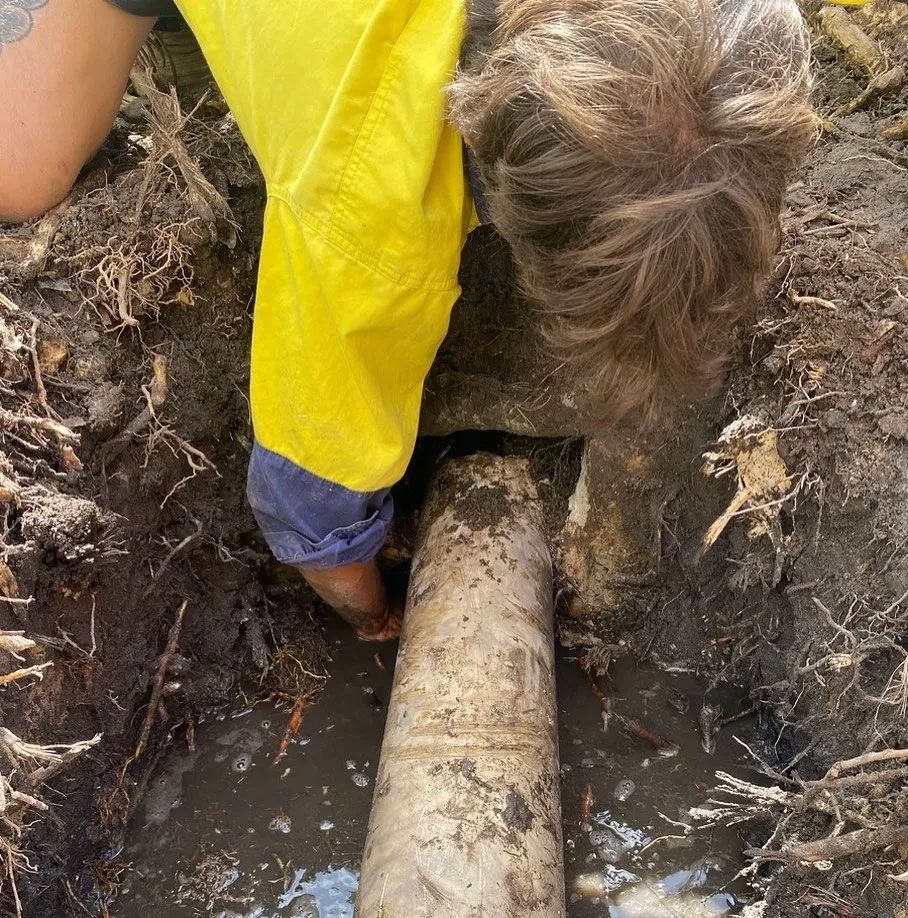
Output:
[{"xmin": 0, "ymin": 5, "xmax": 907, "ymax": 916}]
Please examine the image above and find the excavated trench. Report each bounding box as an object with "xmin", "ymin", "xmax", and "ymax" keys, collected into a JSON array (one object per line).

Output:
[
  {"xmin": 110, "ymin": 618, "xmax": 759, "ymax": 918},
  {"xmin": 1, "ymin": 6, "xmax": 908, "ymax": 915}
]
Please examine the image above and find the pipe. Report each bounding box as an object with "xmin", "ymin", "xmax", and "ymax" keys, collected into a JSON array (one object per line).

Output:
[{"xmin": 357, "ymin": 454, "xmax": 564, "ymax": 918}]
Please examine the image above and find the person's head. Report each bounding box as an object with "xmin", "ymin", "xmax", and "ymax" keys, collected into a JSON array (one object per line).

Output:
[{"xmin": 449, "ymin": 0, "xmax": 814, "ymax": 421}]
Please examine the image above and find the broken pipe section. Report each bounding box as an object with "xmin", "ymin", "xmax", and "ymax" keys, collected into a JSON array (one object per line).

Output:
[{"xmin": 357, "ymin": 454, "xmax": 565, "ymax": 917}]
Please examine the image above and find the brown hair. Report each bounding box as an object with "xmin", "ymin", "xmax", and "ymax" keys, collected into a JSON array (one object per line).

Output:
[{"xmin": 449, "ymin": 0, "xmax": 815, "ymax": 421}]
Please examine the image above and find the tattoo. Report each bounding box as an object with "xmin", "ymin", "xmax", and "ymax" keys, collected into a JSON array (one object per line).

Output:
[{"xmin": 0, "ymin": 0, "xmax": 48, "ymax": 51}]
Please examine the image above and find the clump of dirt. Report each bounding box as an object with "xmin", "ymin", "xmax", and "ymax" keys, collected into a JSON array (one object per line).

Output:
[{"xmin": 0, "ymin": 86, "xmax": 324, "ymax": 916}]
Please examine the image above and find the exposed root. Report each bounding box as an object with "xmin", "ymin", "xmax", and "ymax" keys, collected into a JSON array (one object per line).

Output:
[
  {"xmin": 0, "ymin": 634, "xmax": 36, "ymax": 662},
  {"xmin": 834, "ymin": 64, "xmax": 905, "ymax": 116},
  {"xmin": 580, "ymin": 663, "xmax": 680, "ymax": 756},
  {"xmin": 0, "ymin": 663, "xmax": 52, "ymax": 687},
  {"xmin": 272, "ymin": 693, "xmax": 310, "ymax": 766},
  {"xmin": 0, "ymin": 649, "xmax": 100, "ymax": 907},
  {"xmin": 818, "ymin": 5, "xmax": 887, "ymax": 76},
  {"xmin": 26, "ymin": 318, "xmax": 52, "ymax": 419},
  {"xmin": 777, "ymin": 824, "xmax": 908, "ymax": 864},
  {"xmin": 131, "ymin": 66, "xmax": 235, "ymax": 245},
  {"xmin": 579, "ymin": 783, "xmax": 593, "ymax": 831},
  {"xmin": 881, "ymin": 110, "xmax": 908, "ymax": 139},
  {"xmin": 690, "ymin": 746, "xmax": 908, "ymax": 873},
  {"xmin": 142, "ymin": 518, "xmax": 204, "ymax": 599},
  {"xmin": 700, "ymin": 415, "xmax": 803, "ymax": 571},
  {"xmin": 133, "ymin": 600, "xmax": 188, "ymax": 763},
  {"xmin": 0, "ymin": 406, "xmax": 78, "ymax": 444}
]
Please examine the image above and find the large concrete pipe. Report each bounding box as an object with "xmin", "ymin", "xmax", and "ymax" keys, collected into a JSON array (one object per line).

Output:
[{"xmin": 357, "ymin": 454, "xmax": 564, "ymax": 917}]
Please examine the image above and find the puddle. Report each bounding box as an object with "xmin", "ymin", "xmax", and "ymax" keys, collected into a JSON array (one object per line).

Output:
[
  {"xmin": 112, "ymin": 623, "xmax": 756, "ymax": 917},
  {"xmin": 559, "ymin": 656, "xmax": 755, "ymax": 916},
  {"xmin": 111, "ymin": 622, "xmax": 393, "ymax": 918}
]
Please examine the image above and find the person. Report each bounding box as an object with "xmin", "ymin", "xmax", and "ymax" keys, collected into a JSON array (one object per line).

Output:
[{"xmin": 0, "ymin": 0, "xmax": 814, "ymax": 639}]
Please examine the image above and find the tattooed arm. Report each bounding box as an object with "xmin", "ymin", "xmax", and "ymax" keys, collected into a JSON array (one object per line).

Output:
[
  {"xmin": 0, "ymin": 0, "xmax": 154, "ymax": 221},
  {"xmin": 0, "ymin": 1, "xmax": 49, "ymax": 51}
]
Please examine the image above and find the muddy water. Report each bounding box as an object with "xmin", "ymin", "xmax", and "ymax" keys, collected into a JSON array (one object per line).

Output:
[
  {"xmin": 112, "ymin": 621, "xmax": 756, "ymax": 917},
  {"xmin": 559, "ymin": 656, "xmax": 753, "ymax": 917}
]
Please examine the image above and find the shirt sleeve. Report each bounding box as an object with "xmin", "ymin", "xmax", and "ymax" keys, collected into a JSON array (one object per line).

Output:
[
  {"xmin": 246, "ymin": 194, "xmax": 461, "ymax": 569},
  {"xmin": 247, "ymin": 442, "xmax": 393, "ymax": 569},
  {"xmin": 107, "ymin": 0, "xmax": 180, "ymax": 16}
]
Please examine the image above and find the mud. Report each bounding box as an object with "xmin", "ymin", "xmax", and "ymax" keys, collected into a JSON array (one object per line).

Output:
[
  {"xmin": 560, "ymin": 654, "xmax": 757, "ymax": 917},
  {"xmin": 111, "ymin": 619, "xmax": 388, "ymax": 918},
  {"xmin": 110, "ymin": 623, "xmax": 757, "ymax": 918}
]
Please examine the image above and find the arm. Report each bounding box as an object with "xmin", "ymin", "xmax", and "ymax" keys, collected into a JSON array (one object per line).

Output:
[
  {"xmin": 244, "ymin": 198, "xmax": 460, "ymax": 643},
  {"xmin": 0, "ymin": 0, "xmax": 156, "ymax": 222},
  {"xmin": 302, "ymin": 561, "xmax": 402, "ymax": 641},
  {"xmin": 246, "ymin": 437, "xmax": 402, "ymax": 640}
]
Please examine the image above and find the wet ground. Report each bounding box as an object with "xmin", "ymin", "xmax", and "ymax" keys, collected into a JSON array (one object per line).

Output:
[
  {"xmin": 559, "ymin": 655, "xmax": 755, "ymax": 917},
  {"xmin": 112, "ymin": 620, "xmax": 757, "ymax": 917}
]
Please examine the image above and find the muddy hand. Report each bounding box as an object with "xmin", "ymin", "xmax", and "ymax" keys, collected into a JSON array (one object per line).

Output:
[
  {"xmin": 355, "ymin": 596, "xmax": 404, "ymax": 642},
  {"xmin": 300, "ymin": 560, "xmax": 402, "ymax": 642}
]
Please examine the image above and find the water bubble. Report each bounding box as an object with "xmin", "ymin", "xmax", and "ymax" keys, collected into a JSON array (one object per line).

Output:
[
  {"xmin": 613, "ymin": 779, "xmax": 636, "ymax": 802},
  {"xmin": 232, "ymin": 754, "xmax": 252, "ymax": 773},
  {"xmin": 260, "ymin": 719, "xmax": 271, "ymax": 730},
  {"xmin": 268, "ymin": 814, "xmax": 292, "ymax": 834},
  {"xmin": 351, "ymin": 772, "xmax": 369, "ymax": 788},
  {"xmin": 288, "ymin": 896, "xmax": 318, "ymax": 918}
]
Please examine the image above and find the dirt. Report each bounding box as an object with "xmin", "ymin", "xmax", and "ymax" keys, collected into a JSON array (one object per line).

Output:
[
  {"xmin": 0, "ymin": 100, "xmax": 326, "ymax": 916},
  {"xmin": 628, "ymin": 5, "xmax": 908, "ymax": 913},
  {"xmin": 0, "ymin": 5, "xmax": 907, "ymax": 916}
]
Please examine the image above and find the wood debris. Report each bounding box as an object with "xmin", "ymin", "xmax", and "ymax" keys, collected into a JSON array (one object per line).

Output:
[
  {"xmin": 700, "ymin": 416, "xmax": 791, "ymax": 556},
  {"xmin": 273, "ymin": 693, "xmax": 310, "ymax": 765},
  {"xmin": 818, "ymin": 5, "xmax": 886, "ymax": 76}
]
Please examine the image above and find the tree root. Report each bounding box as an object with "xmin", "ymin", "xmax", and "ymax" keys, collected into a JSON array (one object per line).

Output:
[
  {"xmin": 761, "ymin": 824, "xmax": 908, "ymax": 864},
  {"xmin": 834, "ymin": 65, "xmax": 904, "ymax": 116},
  {"xmin": 818, "ymin": 5, "xmax": 886, "ymax": 76},
  {"xmin": 0, "ymin": 406, "xmax": 78, "ymax": 444},
  {"xmin": 0, "ymin": 663, "xmax": 52, "ymax": 686},
  {"xmin": 881, "ymin": 110, "xmax": 908, "ymax": 140},
  {"xmin": 133, "ymin": 599, "xmax": 188, "ymax": 762},
  {"xmin": 273, "ymin": 693, "xmax": 310, "ymax": 766},
  {"xmin": 692, "ymin": 744, "xmax": 908, "ymax": 873}
]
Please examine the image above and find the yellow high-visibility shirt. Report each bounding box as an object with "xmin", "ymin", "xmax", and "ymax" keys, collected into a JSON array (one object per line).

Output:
[{"xmin": 172, "ymin": 0, "xmax": 478, "ymax": 566}]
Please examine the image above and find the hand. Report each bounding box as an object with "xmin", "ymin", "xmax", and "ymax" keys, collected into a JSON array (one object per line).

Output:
[
  {"xmin": 355, "ymin": 594, "xmax": 404, "ymax": 642},
  {"xmin": 300, "ymin": 560, "xmax": 403, "ymax": 642}
]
